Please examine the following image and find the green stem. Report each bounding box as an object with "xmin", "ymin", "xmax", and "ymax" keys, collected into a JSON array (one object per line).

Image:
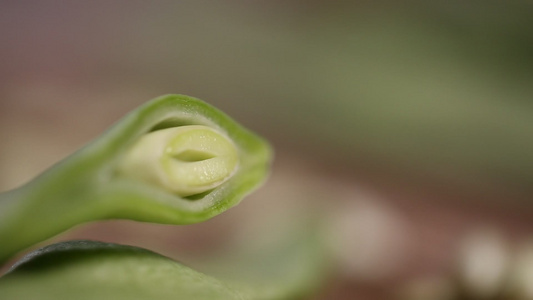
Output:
[{"xmin": 0, "ymin": 95, "xmax": 272, "ymax": 264}]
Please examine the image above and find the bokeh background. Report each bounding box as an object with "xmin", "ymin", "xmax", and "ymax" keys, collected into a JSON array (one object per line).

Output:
[{"xmin": 1, "ymin": 1, "xmax": 533, "ymax": 299}]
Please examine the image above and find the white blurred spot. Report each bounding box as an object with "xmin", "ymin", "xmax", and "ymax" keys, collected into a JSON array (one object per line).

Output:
[
  {"xmin": 457, "ymin": 228, "xmax": 509, "ymax": 299},
  {"xmin": 326, "ymin": 189, "xmax": 411, "ymax": 281},
  {"xmin": 507, "ymin": 241, "xmax": 533, "ymax": 300}
]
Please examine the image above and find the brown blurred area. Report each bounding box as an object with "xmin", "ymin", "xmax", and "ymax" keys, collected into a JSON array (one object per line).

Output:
[{"xmin": 1, "ymin": 1, "xmax": 533, "ymax": 299}]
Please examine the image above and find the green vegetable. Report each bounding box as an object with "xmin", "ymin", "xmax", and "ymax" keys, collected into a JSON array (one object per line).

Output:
[
  {"xmin": 0, "ymin": 95, "xmax": 327, "ymax": 299},
  {"xmin": 0, "ymin": 94, "xmax": 271, "ymax": 263}
]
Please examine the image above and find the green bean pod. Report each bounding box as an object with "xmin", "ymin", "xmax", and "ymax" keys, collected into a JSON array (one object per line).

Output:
[{"xmin": 0, "ymin": 94, "xmax": 272, "ymax": 263}]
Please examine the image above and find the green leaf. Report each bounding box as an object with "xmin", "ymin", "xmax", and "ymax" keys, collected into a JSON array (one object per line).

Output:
[
  {"xmin": 0, "ymin": 222, "xmax": 327, "ymax": 300},
  {"xmin": 0, "ymin": 241, "xmax": 244, "ymax": 300}
]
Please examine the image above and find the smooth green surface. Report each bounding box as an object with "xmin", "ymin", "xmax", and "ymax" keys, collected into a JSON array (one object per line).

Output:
[
  {"xmin": 0, "ymin": 225, "xmax": 326, "ymax": 300},
  {"xmin": 0, "ymin": 241, "xmax": 243, "ymax": 300},
  {"xmin": 0, "ymin": 94, "xmax": 272, "ymax": 263}
]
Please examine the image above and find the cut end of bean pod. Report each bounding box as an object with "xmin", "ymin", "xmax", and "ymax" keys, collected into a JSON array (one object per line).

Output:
[{"xmin": 117, "ymin": 125, "xmax": 240, "ymax": 197}]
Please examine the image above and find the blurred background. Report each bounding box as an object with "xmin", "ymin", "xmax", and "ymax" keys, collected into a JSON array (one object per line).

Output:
[{"xmin": 1, "ymin": 1, "xmax": 533, "ymax": 299}]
